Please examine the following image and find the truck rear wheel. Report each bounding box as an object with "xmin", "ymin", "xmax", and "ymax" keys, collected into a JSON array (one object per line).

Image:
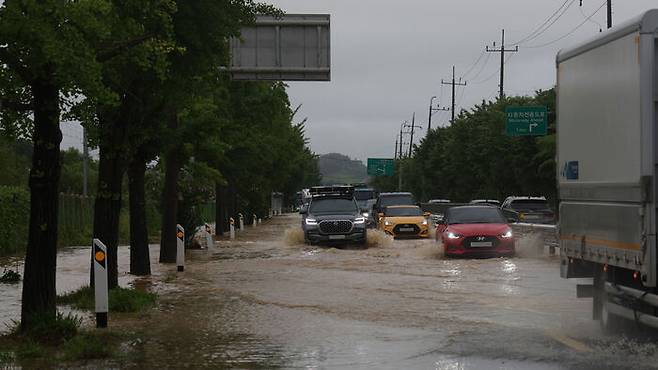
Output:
[{"xmin": 595, "ymin": 269, "xmax": 631, "ymax": 333}]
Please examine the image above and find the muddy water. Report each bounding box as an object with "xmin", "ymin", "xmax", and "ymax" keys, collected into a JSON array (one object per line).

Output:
[
  {"xmin": 5, "ymin": 216, "xmax": 658, "ymax": 369},
  {"xmin": 0, "ymin": 245, "xmax": 166, "ymax": 332},
  {"xmin": 107, "ymin": 214, "xmax": 658, "ymax": 369}
]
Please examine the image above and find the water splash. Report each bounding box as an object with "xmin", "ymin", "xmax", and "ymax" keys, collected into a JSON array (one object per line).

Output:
[
  {"xmin": 366, "ymin": 229, "xmax": 393, "ymax": 248},
  {"xmin": 515, "ymin": 233, "xmax": 545, "ymax": 258},
  {"xmin": 283, "ymin": 227, "xmax": 306, "ymax": 246}
]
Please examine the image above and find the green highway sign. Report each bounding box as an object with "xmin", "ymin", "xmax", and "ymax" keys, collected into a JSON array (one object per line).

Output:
[
  {"xmin": 505, "ymin": 106, "xmax": 548, "ymax": 136},
  {"xmin": 367, "ymin": 158, "xmax": 394, "ymax": 177}
]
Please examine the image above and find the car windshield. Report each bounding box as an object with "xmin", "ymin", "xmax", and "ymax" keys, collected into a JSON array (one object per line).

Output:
[
  {"xmin": 380, "ymin": 194, "xmax": 414, "ymax": 207},
  {"xmin": 354, "ymin": 190, "xmax": 376, "ymax": 201},
  {"xmin": 510, "ymin": 200, "xmax": 550, "ymax": 211},
  {"xmin": 385, "ymin": 207, "xmax": 422, "ymax": 217},
  {"xmin": 309, "ymin": 198, "xmax": 357, "ymax": 214},
  {"xmin": 447, "ymin": 207, "xmax": 506, "ymax": 224}
]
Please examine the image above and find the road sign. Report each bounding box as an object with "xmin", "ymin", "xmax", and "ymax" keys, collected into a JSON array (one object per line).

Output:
[
  {"xmin": 505, "ymin": 106, "xmax": 548, "ymax": 136},
  {"xmin": 230, "ymin": 14, "xmax": 331, "ymax": 81},
  {"xmin": 367, "ymin": 158, "xmax": 394, "ymax": 177}
]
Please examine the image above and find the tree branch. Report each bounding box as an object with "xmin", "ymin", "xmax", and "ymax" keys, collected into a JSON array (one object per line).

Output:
[
  {"xmin": 0, "ymin": 47, "xmax": 31, "ymax": 80},
  {"xmin": 0, "ymin": 97, "xmax": 32, "ymax": 112},
  {"xmin": 96, "ymin": 33, "xmax": 156, "ymax": 62}
]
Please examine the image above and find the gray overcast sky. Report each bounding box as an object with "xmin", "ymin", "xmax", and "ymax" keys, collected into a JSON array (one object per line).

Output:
[
  {"xmin": 61, "ymin": 1, "xmax": 658, "ymax": 161},
  {"xmin": 264, "ymin": 0, "xmax": 657, "ymax": 162}
]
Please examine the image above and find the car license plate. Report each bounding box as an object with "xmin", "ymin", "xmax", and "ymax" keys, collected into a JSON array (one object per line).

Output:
[
  {"xmin": 329, "ymin": 235, "xmax": 346, "ymax": 240},
  {"xmin": 399, "ymin": 227, "xmax": 414, "ymax": 232},
  {"xmin": 470, "ymin": 241, "xmax": 493, "ymax": 247}
]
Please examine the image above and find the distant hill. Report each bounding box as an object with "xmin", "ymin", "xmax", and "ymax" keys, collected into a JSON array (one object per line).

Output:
[{"xmin": 318, "ymin": 153, "xmax": 367, "ymax": 185}]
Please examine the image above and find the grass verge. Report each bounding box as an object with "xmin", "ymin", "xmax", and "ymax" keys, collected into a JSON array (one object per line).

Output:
[
  {"xmin": 1, "ymin": 313, "xmax": 121, "ymax": 366},
  {"xmin": 57, "ymin": 286, "xmax": 157, "ymax": 312}
]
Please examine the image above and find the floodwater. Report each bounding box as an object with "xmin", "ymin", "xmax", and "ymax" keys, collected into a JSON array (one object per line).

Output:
[{"xmin": 3, "ymin": 214, "xmax": 658, "ymax": 369}]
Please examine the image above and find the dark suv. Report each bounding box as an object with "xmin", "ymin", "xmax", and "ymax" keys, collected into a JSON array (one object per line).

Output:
[
  {"xmin": 501, "ymin": 196, "xmax": 555, "ymax": 224},
  {"xmin": 373, "ymin": 192, "xmax": 415, "ymax": 224},
  {"xmin": 301, "ymin": 186, "xmax": 367, "ymax": 245}
]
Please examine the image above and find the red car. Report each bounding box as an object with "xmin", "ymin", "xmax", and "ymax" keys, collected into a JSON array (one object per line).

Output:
[{"xmin": 436, "ymin": 206, "xmax": 515, "ymax": 258}]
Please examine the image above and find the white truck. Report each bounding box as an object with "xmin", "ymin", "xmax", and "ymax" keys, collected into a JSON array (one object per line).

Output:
[{"xmin": 557, "ymin": 9, "xmax": 658, "ymax": 330}]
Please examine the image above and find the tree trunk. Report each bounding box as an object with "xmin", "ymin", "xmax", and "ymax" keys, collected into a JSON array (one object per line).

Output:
[
  {"xmin": 91, "ymin": 112, "xmax": 127, "ymax": 289},
  {"xmin": 21, "ymin": 78, "xmax": 61, "ymax": 330},
  {"xmin": 215, "ymin": 184, "xmax": 225, "ymax": 236},
  {"xmin": 128, "ymin": 150, "xmax": 151, "ymax": 275},
  {"xmin": 159, "ymin": 147, "xmax": 181, "ymax": 263}
]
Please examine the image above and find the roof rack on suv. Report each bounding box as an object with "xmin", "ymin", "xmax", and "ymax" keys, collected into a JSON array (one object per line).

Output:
[{"xmin": 309, "ymin": 185, "xmax": 354, "ymax": 198}]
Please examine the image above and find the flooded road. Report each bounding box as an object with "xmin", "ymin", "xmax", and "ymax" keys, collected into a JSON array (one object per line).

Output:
[{"xmin": 3, "ymin": 214, "xmax": 658, "ymax": 368}]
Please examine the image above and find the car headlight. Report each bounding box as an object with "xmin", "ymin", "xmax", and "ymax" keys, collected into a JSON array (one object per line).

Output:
[
  {"xmin": 362, "ymin": 212, "xmax": 369, "ymax": 218},
  {"xmin": 305, "ymin": 218, "xmax": 317, "ymax": 226},
  {"xmin": 500, "ymin": 230, "xmax": 513, "ymax": 238},
  {"xmin": 354, "ymin": 217, "xmax": 365, "ymax": 224},
  {"xmin": 446, "ymin": 232, "xmax": 462, "ymax": 239},
  {"xmin": 384, "ymin": 220, "xmax": 391, "ymax": 226}
]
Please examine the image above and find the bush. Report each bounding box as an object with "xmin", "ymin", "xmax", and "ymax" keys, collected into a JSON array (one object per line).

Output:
[
  {"xmin": 63, "ymin": 332, "xmax": 112, "ymax": 360},
  {"xmin": 0, "ymin": 186, "xmax": 29, "ymax": 256},
  {"xmin": 15, "ymin": 312, "xmax": 81, "ymax": 345},
  {"xmin": 58, "ymin": 286, "xmax": 156, "ymax": 312}
]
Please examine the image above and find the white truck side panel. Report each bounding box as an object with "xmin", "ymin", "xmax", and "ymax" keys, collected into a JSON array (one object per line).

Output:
[{"xmin": 558, "ymin": 32, "xmax": 642, "ymax": 184}]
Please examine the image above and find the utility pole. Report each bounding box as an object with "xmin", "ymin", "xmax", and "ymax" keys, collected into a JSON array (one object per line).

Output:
[
  {"xmin": 408, "ymin": 113, "xmax": 415, "ymax": 158},
  {"xmin": 441, "ymin": 66, "xmax": 466, "ymax": 124},
  {"xmin": 394, "ymin": 138, "xmax": 398, "ymax": 159},
  {"xmin": 607, "ymin": 0, "xmax": 612, "ymax": 29},
  {"xmin": 82, "ymin": 126, "xmax": 89, "ymax": 197},
  {"xmin": 486, "ymin": 29, "xmax": 518, "ymax": 100},
  {"xmin": 398, "ymin": 121, "xmax": 406, "ymax": 159},
  {"xmin": 428, "ymin": 96, "xmax": 450, "ymax": 133}
]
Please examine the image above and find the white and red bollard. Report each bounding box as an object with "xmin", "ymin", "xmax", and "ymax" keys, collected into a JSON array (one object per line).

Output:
[
  {"xmin": 93, "ymin": 238, "xmax": 109, "ymax": 328},
  {"xmin": 176, "ymin": 224, "xmax": 185, "ymax": 272}
]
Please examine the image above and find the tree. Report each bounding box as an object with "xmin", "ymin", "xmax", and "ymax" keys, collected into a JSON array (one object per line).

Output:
[
  {"xmin": 379, "ymin": 89, "xmax": 557, "ymax": 205},
  {"xmin": 0, "ymin": 0, "xmax": 128, "ymax": 330}
]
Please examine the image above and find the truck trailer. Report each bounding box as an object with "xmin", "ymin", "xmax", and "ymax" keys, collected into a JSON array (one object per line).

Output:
[{"xmin": 557, "ymin": 9, "xmax": 658, "ymax": 330}]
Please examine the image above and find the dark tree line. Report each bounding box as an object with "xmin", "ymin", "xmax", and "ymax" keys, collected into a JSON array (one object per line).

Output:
[
  {"xmin": 371, "ymin": 89, "xmax": 556, "ymax": 205},
  {"xmin": 0, "ymin": 0, "xmax": 320, "ymax": 331}
]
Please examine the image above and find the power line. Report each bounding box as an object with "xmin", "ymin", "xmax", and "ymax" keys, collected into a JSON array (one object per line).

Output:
[
  {"xmin": 511, "ymin": 0, "xmax": 578, "ymax": 45},
  {"xmin": 525, "ymin": 1, "xmax": 606, "ymax": 48},
  {"xmin": 461, "ymin": 50, "xmax": 486, "ymax": 79},
  {"xmin": 469, "ymin": 52, "xmax": 492, "ymax": 81},
  {"xmin": 579, "ymin": 1, "xmax": 603, "ymax": 31},
  {"xmin": 472, "ymin": 53, "xmax": 515, "ymax": 84}
]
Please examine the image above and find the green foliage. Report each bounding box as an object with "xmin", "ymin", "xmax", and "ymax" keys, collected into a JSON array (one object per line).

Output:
[
  {"xmin": 63, "ymin": 332, "xmax": 112, "ymax": 360},
  {"xmin": 0, "ymin": 186, "xmax": 29, "ymax": 256},
  {"xmin": 15, "ymin": 339, "xmax": 46, "ymax": 359},
  {"xmin": 0, "ymin": 138, "xmax": 31, "ymax": 187},
  {"xmin": 109, "ymin": 287, "xmax": 157, "ymax": 312},
  {"xmin": 57, "ymin": 286, "xmax": 156, "ymax": 313},
  {"xmin": 379, "ymin": 90, "xmax": 557, "ymax": 205},
  {"xmin": 59, "ymin": 148, "xmax": 98, "ymax": 195},
  {"xmin": 13, "ymin": 312, "xmax": 81, "ymax": 345}
]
